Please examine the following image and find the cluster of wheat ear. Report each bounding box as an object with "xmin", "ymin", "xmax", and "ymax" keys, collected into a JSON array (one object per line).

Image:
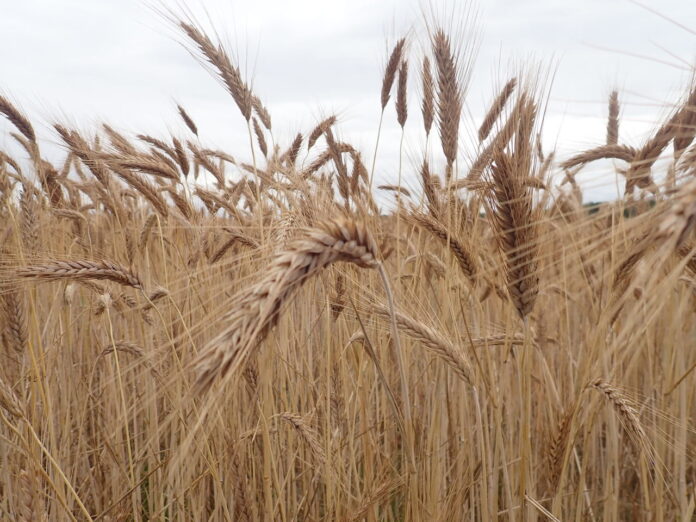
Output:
[{"xmin": 0, "ymin": 10, "xmax": 695, "ymax": 522}]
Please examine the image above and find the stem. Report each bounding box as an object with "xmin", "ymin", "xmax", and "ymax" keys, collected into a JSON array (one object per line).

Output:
[
  {"xmin": 368, "ymin": 110, "xmax": 385, "ymax": 191},
  {"xmin": 24, "ymin": 420, "xmax": 92, "ymax": 520},
  {"xmin": 246, "ymin": 120, "xmax": 264, "ymax": 238},
  {"xmin": 105, "ymin": 308, "xmax": 136, "ymax": 491},
  {"xmin": 519, "ymin": 317, "xmax": 533, "ymax": 521},
  {"xmin": 396, "ymin": 128, "xmax": 405, "ymax": 281},
  {"xmin": 377, "ymin": 262, "xmax": 416, "ymax": 474}
]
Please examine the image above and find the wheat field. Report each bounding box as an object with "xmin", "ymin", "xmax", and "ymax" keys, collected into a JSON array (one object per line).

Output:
[{"xmin": 0, "ymin": 10, "xmax": 695, "ymax": 522}]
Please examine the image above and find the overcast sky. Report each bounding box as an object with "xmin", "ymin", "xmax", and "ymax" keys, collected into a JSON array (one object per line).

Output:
[{"xmin": 1, "ymin": 0, "xmax": 695, "ymax": 202}]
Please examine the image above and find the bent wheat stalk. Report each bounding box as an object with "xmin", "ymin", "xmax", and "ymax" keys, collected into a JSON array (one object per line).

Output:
[
  {"xmin": 193, "ymin": 218, "xmax": 404, "ymax": 395},
  {"xmin": 192, "ymin": 217, "xmax": 416, "ymax": 469},
  {"xmin": 590, "ymin": 380, "xmax": 652, "ymax": 460},
  {"xmin": 409, "ymin": 212, "xmax": 477, "ymax": 283},
  {"xmin": 373, "ymin": 305, "xmax": 473, "ymax": 384}
]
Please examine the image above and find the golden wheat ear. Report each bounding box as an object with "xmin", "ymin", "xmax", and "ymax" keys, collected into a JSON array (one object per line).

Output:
[
  {"xmin": 432, "ymin": 29, "xmax": 462, "ymax": 182},
  {"xmin": 0, "ymin": 95, "xmax": 35, "ymax": 143},
  {"xmin": 191, "ymin": 218, "xmax": 382, "ymax": 393}
]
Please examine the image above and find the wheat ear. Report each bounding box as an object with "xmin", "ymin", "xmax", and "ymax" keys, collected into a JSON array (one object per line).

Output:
[
  {"xmin": 433, "ymin": 29, "xmax": 462, "ymax": 181},
  {"xmin": 607, "ymin": 90, "xmax": 619, "ymax": 145},
  {"xmin": 0, "ymin": 95, "xmax": 35, "ymax": 143},
  {"xmin": 17, "ymin": 260, "xmax": 145, "ymax": 290},
  {"xmin": 373, "ymin": 305, "xmax": 473, "ymax": 384},
  {"xmin": 193, "ymin": 218, "xmax": 382, "ymax": 392},
  {"xmin": 410, "ymin": 212, "xmax": 477, "ymax": 283},
  {"xmin": 479, "ymin": 77, "xmax": 517, "ymax": 142}
]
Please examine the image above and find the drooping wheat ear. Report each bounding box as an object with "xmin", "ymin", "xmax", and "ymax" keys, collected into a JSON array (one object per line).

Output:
[
  {"xmin": 137, "ymin": 134, "xmax": 175, "ymax": 155},
  {"xmin": 36, "ymin": 160, "xmax": 64, "ymax": 208},
  {"xmin": 139, "ymin": 214, "xmax": 158, "ymax": 250},
  {"xmin": 17, "ymin": 260, "xmax": 145, "ymax": 291},
  {"xmin": 420, "ymin": 160, "xmax": 440, "ymax": 218},
  {"xmin": 163, "ymin": 187, "xmax": 193, "ymax": 220},
  {"xmin": 607, "ymin": 90, "xmax": 619, "ymax": 145},
  {"xmin": 54, "ymin": 125, "xmax": 113, "ymax": 189},
  {"xmin": 381, "ymin": 38, "xmax": 406, "ymax": 109},
  {"xmin": 193, "ymin": 219, "xmax": 382, "ymax": 392},
  {"xmin": 307, "ymin": 115, "xmax": 337, "ymax": 150},
  {"xmin": 547, "ymin": 406, "xmax": 575, "ymax": 489},
  {"xmin": 350, "ymin": 151, "xmax": 372, "ymax": 199},
  {"xmin": 591, "ymin": 380, "xmax": 651, "ymax": 458},
  {"xmin": 252, "ymin": 118, "xmax": 268, "ymax": 157},
  {"xmin": 176, "ymin": 103, "xmax": 198, "ymax": 136},
  {"xmin": 0, "ymin": 150, "xmax": 22, "ymax": 178},
  {"xmin": 625, "ymin": 107, "xmax": 682, "ymax": 193},
  {"xmin": 209, "ymin": 230, "xmax": 259, "ymax": 264},
  {"xmin": 330, "ymin": 272, "xmax": 346, "ymax": 320},
  {"xmin": 179, "ymin": 22, "xmax": 252, "ymax": 121},
  {"xmin": 421, "ymin": 56, "xmax": 434, "ymax": 136},
  {"xmin": 2, "ymin": 288, "xmax": 27, "ymax": 354},
  {"xmin": 373, "ymin": 305, "xmax": 473, "ymax": 384},
  {"xmin": 677, "ymin": 242, "xmax": 696, "ymax": 277},
  {"xmin": 102, "ymin": 124, "xmax": 136, "ymax": 155},
  {"xmin": 486, "ymin": 151, "xmax": 540, "ymax": 320},
  {"xmin": 171, "ymin": 137, "xmax": 190, "ymax": 177},
  {"xmin": 410, "ymin": 212, "xmax": 477, "ymax": 283},
  {"xmin": 190, "ymin": 145, "xmax": 226, "ymax": 187},
  {"xmin": 433, "ymin": 29, "xmax": 462, "ymax": 181},
  {"xmin": 283, "ymin": 133, "xmax": 303, "ymax": 166},
  {"xmin": 396, "ymin": 59, "xmax": 409, "ymax": 127},
  {"xmin": 478, "ymin": 77, "xmax": 517, "ymax": 142},
  {"xmin": 655, "ymin": 177, "xmax": 696, "ymax": 249},
  {"xmin": 610, "ymin": 236, "xmax": 648, "ymax": 309},
  {"xmin": 111, "ymin": 167, "xmax": 169, "ymax": 217},
  {"xmin": 19, "ymin": 187, "xmax": 39, "ymax": 255},
  {"xmin": 17, "ymin": 469, "xmax": 47, "ymax": 522},
  {"xmin": 99, "ymin": 340, "xmax": 146, "ymax": 360},
  {"xmin": 0, "ymin": 95, "xmax": 35, "ymax": 143},
  {"xmin": 114, "ymin": 156, "xmax": 179, "ymax": 181},
  {"xmin": 349, "ymin": 477, "xmax": 406, "ymax": 522},
  {"xmin": 252, "ymin": 95, "xmax": 272, "ymax": 130},
  {"xmin": 278, "ymin": 413, "xmax": 326, "ymax": 465},
  {"xmin": 560, "ymin": 144, "xmax": 637, "ymax": 170},
  {"xmin": 142, "ymin": 287, "xmax": 168, "ymax": 311},
  {"xmin": 0, "ymin": 375, "xmax": 23, "ymax": 418},
  {"xmin": 378, "ymin": 185, "xmax": 411, "ymax": 197}
]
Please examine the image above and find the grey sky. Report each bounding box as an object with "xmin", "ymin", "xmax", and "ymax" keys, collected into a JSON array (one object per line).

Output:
[{"xmin": 1, "ymin": 0, "xmax": 695, "ymax": 202}]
